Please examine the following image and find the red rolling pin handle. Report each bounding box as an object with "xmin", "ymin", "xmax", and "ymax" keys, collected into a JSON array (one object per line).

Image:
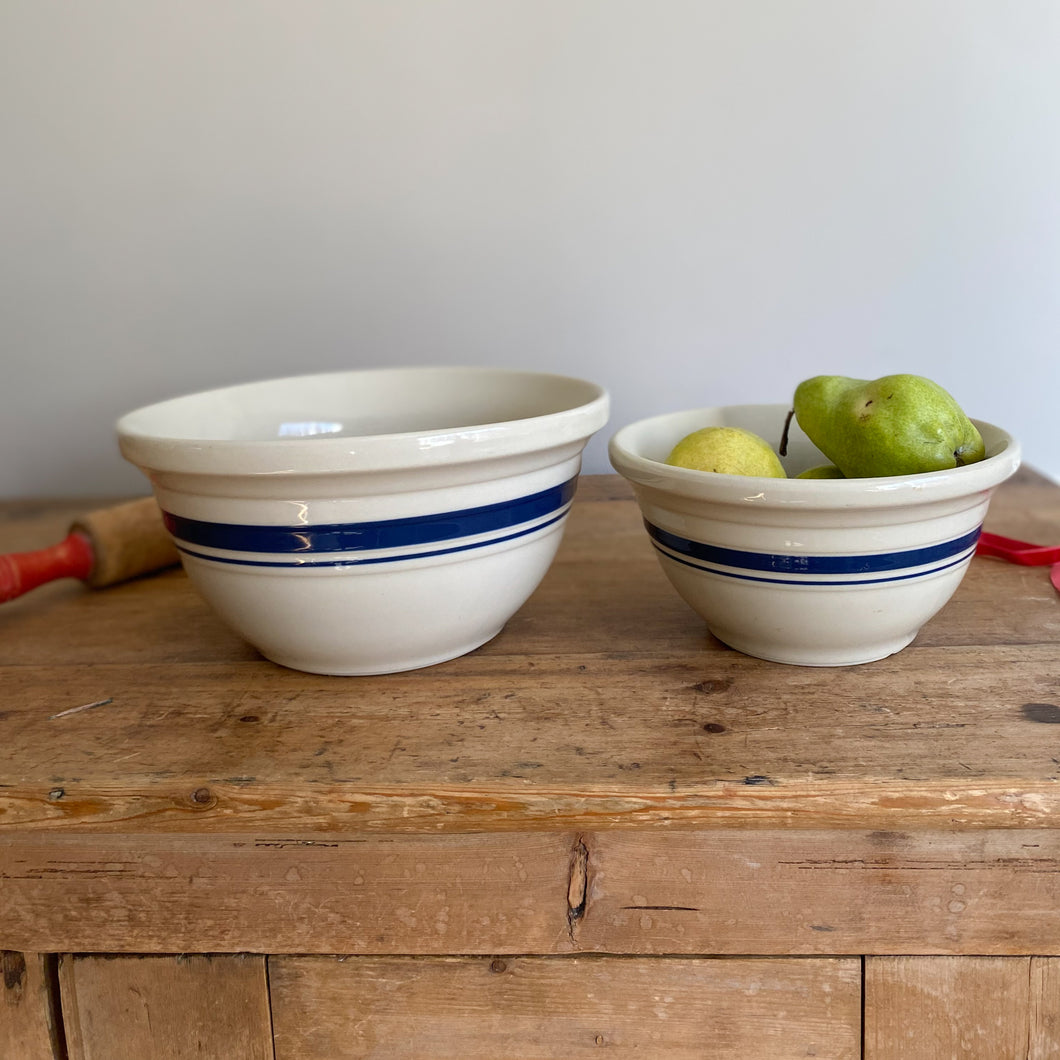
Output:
[
  {"xmin": 0, "ymin": 497, "xmax": 180, "ymax": 603},
  {"xmin": 0, "ymin": 532, "xmax": 95, "ymax": 603}
]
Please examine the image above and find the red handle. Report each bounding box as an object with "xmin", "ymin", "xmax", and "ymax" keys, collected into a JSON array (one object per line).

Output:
[
  {"xmin": 0, "ymin": 531, "xmax": 95, "ymax": 603},
  {"xmin": 976, "ymin": 531, "xmax": 1060, "ymax": 566}
]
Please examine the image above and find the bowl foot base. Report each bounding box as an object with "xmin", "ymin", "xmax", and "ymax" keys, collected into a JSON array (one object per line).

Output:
[
  {"xmin": 259, "ymin": 626, "xmax": 506, "ymax": 677},
  {"xmin": 711, "ymin": 630, "xmax": 919, "ymax": 668}
]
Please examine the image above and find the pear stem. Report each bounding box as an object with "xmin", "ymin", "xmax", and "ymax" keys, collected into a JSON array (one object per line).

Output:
[{"xmin": 779, "ymin": 408, "xmax": 795, "ymax": 457}]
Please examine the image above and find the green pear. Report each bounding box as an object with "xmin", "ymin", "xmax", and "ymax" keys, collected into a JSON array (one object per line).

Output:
[
  {"xmin": 792, "ymin": 374, "xmax": 985, "ymax": 478},
  {"xmin": 666, "ymin": 426, "xmax": 786, "ymax": 478},
  {"xmin": 796, "ymin": 464, "xmax": 845, "ymax": 479}
]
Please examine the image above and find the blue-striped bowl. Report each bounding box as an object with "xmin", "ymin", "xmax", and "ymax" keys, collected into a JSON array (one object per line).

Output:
[
  {"xmin": 118, "ymin": 367, "xmax": 609, "ymax": 674},
  {"xmin": 609, "ymin": 404, "xmax": 1020, "ymax": 666}
]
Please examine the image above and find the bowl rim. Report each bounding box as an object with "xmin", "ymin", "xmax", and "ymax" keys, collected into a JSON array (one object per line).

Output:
[
  {"xmin": 608, "ymin": 402, "xmax": 1021, "ymax": 509},
  {"xmin": 117, "ymin": 366, "xmax": 610, "ymax": 476}
]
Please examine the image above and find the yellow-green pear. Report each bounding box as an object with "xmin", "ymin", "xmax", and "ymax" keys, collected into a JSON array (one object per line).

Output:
[
  {"xmin": 796, "ymin": 464, "xmax": 845, "ymax": 479},
  {"xmin": 666, "ymin": 426, "xmax": 786, "ymax": 478},
  {"xmin": 792, "ymin": 374, "xmax": 985, "ymax": 478}
]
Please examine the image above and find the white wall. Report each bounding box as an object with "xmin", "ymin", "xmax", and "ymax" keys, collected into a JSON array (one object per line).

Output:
[{"xmin": 3, "ymin": 1, "xmax": 1058, "ymax": 496}]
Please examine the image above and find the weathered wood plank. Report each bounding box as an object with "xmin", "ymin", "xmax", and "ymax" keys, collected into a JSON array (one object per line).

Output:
[
  {"xmin": 576, "ymin": 829, "xmax": 1060, "ymax": 956},
  {"xmin": 59, "ymin": 954, "xmax": 272, "ymax": 1060},
  {"xmin": 7, "ymin": 827, "xmax": 1060, "ymax": 957},
  {"xmin": 0, "ymin": 832, "xmax": 578, "ymax": 954},
  {"xmin": 2, "ymin": 643, "xmax": 1059, "ymax": 835},
  {"xmin": 864, "ymin": 956, "xmax": 1033, "ymax": 1059},
  {"xmin": 1031, "ymin": 957, "xmax": 1060, "ymax": 1060},
  {"xmin": 268, "ymin": 955, "xmax": 861, "ymax": 1059},
  {"xmin": 0, "ymin": 951, "xmax": 62, "ymax": 1060}
]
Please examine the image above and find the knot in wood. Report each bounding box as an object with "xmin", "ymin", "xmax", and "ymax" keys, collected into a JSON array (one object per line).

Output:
[{"xmin": 2, "ymin": 951, "xmax": 26, "ymax": 994}]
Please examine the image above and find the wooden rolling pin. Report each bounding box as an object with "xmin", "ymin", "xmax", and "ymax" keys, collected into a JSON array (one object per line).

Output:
[{"xmin": 0, "ymin": 497, "xmax": 180, "ymax": 603}]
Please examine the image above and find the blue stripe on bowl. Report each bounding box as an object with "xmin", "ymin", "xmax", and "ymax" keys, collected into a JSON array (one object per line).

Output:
[
  {"xmin": 176, "ymin": 508, "xmax": 571, "ymax": 569},
  {"xmin": 163, "ymin": 477, "xmax": 578, "ymax": 567},
  {"xmin": 646, "ymin": 521, "xmax": 981, "ymax": 587}
]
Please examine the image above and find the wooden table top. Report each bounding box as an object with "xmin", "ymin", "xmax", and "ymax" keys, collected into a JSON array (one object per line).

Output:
[
  {"xmin": 4, "ymin": 471, "xmax": 1060, "ymax": 956},
  {"xmin": 3, "ymin": 471, "xmax": 1059, "ymax": 840}
]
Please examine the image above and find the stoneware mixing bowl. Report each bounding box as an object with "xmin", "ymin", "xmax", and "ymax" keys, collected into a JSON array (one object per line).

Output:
[
  {"xmin": 118, "ymin": 366, "xmax": 609, "ymax": 675},
  {"xmin": 609, "ymin": 403, "xmax": 1020, "ymax": 666}
]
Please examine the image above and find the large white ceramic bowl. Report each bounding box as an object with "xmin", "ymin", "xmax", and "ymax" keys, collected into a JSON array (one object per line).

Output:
[
  {"xmin": 609, "ymin": 404, "xmax": 1020, "ymax": 666},
  {"xmin": 118, "ymin": 367, "xmax": 609, "ymax": 675}
]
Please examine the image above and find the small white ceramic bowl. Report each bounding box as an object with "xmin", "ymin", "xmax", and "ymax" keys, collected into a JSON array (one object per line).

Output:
[
  {"xmin": 118, "ymin": 366, "xmax": 609, "ymax": 675},
  {"xmin": 609, "ymin": 403, "xmax": 1020, "ymax": 666}
]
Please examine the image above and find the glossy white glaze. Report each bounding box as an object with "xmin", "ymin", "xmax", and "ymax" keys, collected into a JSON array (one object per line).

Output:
[{"xmin": 118, "ymin": 367, "xmax": 609, "ymax": 675}]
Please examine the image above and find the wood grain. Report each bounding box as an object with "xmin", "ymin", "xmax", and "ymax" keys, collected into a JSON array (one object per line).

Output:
[
  {"xmin": 1031, "ymin": 958, "xmax": 1060, "ymax": 1060},
  {"xmin": 575, "ymin": 828, "xmax": 1060, "ymax": 956},
  {"xmin": 59, "ymin": 954, "xmax": 272, "ymax": 1060},
  {"xmin": 3, "ymin": 647, "xmax": 1060, "ymax": 836},
  {"xmin": 7, "ymin": 827, "xmax": 1060, "ymax": 956},
  {"xmin": 268, "ymin": 955, "xmax": 861, "ymax": 1059},
  {"xmin": 0, "ymin": 951, "xmax": 62, "ymax": 1060},
  {"xmin": 1, "ymin": 832, "xmax": 579, "ymax": 954},
  {"xmin": 864, "ymin": 956, "xmax": 1052, "ymax": 1059}
]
